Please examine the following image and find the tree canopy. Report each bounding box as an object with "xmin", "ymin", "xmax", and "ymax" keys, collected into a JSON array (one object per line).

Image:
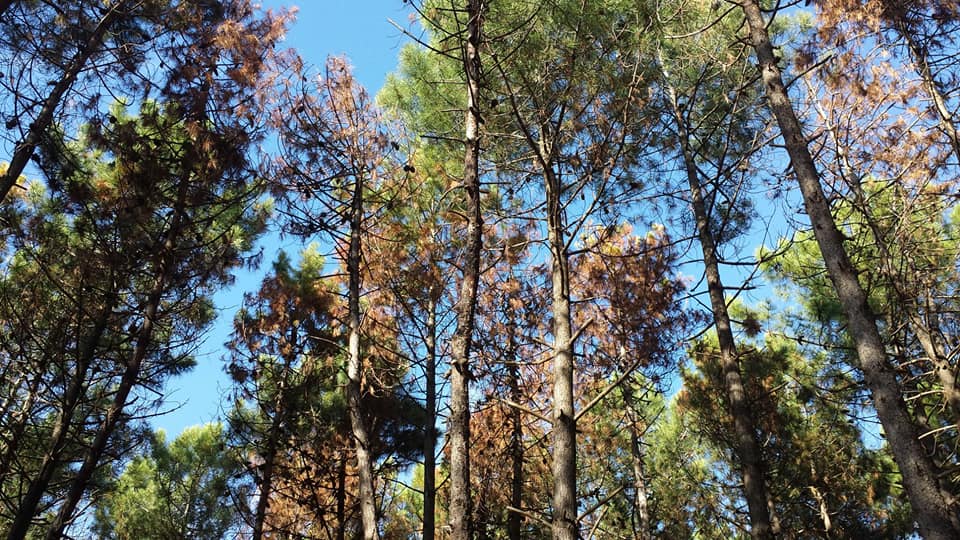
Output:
[{"xmin": 0, "ymin": 0, "xmax": 959, "ymax": 538}]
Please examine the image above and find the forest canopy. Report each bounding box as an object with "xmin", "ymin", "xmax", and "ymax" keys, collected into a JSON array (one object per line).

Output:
[{"xmin": 0, "ymin": 0, "xmax": 958, "ymax": 538}]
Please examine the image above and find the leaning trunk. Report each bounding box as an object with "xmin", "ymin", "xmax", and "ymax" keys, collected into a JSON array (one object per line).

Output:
[
  {"xmin": 41, "ymin": 175, "xmax": 190, "ymax": 540},
  {"xmin": 0, "ymin": 3, "xmax": 122, "ymax": 202},
  {"xmin": 663, "ymin": 75, "xmax": 775, "ymax": 538},
  {"xmin": 740, "ymin": 1, "xmax": 959, "ymax": 537},
  {"xmin": 447, "ymin": 2, "xmax": 484, "ymax": 539},
  {"xmin": 6, "ymin": 294, "xmax": 117, "ymax": 540}
]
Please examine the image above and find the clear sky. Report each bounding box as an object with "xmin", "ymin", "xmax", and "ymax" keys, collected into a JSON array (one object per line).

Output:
[{"xmin": 153, "ymin": 0, "xmax": 415, "ymax": 437}]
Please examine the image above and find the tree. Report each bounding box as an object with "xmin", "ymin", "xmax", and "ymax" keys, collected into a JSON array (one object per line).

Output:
[
  {"xmin": 681, "ymin": 303, "xmax": 914, "ymax": 538},
  {"xmin": 651, "ymin": 0, "xmax": 779, "ymax": 534},
  {"xmin": 480, "ymin": 1, "xmax": 652, "ymax": 535},
  {"xmin": 92, "ymin": 424, "xmax": 241, "ymax": 539},
  {"xmin": 737, "ymin": 0, "xmax": 960, "ymax": 535},
  {"xmin": 2, "ymin": 3, "xmax": 287, "ymax": 534},
  {"xmin": 446, "ymin": 3, "xmax": 485, "ymax": 539}
]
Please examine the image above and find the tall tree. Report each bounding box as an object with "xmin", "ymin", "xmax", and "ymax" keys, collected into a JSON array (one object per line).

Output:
[
  {"xmin": 737, "ymin": 0, "xmax": 960, "ymax": 536},
  {"xmin": 446, "ymin": 2, "xmax": 485, "ymax": 538},
  {"xmin": 651, "ymin": 1, "xmax": 778, "ymax": 534},
  {"xmin": 92, "ymin": 424, "xmax": 241, "ymax": 539}
]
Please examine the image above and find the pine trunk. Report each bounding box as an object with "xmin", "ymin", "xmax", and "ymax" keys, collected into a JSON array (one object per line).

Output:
[
  {"xmin": 6, "ymin": 296, "xmax": 116, "ymax": 540},
  {"xmin": 664, "ymin": 76, "xmax": 775, "ymax": 538},
  {"xmin": 447, "ymin": 1, "xmax": 484, "ymax": 538},
  {"xmin": 507, "ymin": 319, "xmax": 523, "ymax": 540},
  {"xmin": 740, "ymin": 1, "xmax": 959, "ymax": 537},
  {"xmin": 544, "ymin": 160, "xmax": 577, "ymax": 540},
  {"xmin": 41, "ymin": 174, "xmax": 190, "ymax": 540},
  {"xmin": 0, "ymin": 3, "xmax": 122, "ymax": 202},
  {"xmin": 423, "ymin": 297, "xmax": 438, "ymax": 540},
  {"xmin": 346, "ymin": 169, "xmax": 379, "ymax": 540}
]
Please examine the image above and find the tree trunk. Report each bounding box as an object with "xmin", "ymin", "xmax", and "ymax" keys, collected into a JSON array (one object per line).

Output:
[
  {"xmin": 337, "ymin": 452, "xmax": 347, "ymax": 540},
  {"xmin": 543, "ymin": 158, "xmax": 577, "ymax": 540},
  {"xmin": 6, "ymin": 295, "xmax": 116, "ymax": 540},
  {"xmin": 423, "ymin": 296, "xmax": 438, "ymax": 540},
  {"xmin": 253, "ymin": 388, "xmax": 287, "ymax": 540},
  {"xmin": 346, "ymin": 168, "xmax": 379, "ymax": 540},
  {"xmin": 0, "ymin": 2, "xmax": 122, "ymax": 202},
  {"xmin": 41, "ymin": 176, "xmax": 190, "ymax": 540},
  {"xmin": 507, "ymin": 321, "xmax": 523, "ymax": 540},
  {"xmin": 739, "ymin": 1, "xmax": 959, "ymax": 537},
  {"xmin": 662, "ymin": 74, "xmax": 775, "ymax": 539},
  {"xmin": 825, "ymin": 112, "xmax": 960, "ymax": 430},
  {"xmin": 0, "ymin": 367, "xmax": 45, "ymax": 483},
  {"xmin": 622, "ymin": 385, "xmax": 651, "ymax": 540},
  {"xmin": 447, "ymin": 2, "xmax": 484, "ymax": 539}
]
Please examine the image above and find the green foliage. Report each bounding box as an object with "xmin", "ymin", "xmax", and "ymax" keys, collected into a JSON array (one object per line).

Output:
[
  {"xmin": 92, "ymin": 424, "xmax": 240, "ymax": 540},
  {"xmin": 678, "ymin": 305, "xmax": 914, "ymax": 538}
]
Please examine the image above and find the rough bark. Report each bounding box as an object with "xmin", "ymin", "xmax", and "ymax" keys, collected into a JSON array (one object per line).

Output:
[
  {"xmin": 739, "ymin": 1, "xmax": 959, "ymax": 537},
  {"xmin": 543, "ymin": 157, "xmax": 577, "ymax": 540},
  {"xmin": 423, "ymin": 296, "xmax": 438, "ymax": 540},
  {"xmin": 0, "ymin": 2, "xmax": 123, "ymax": 202},
  {"xmin": 346, "ymin": 168, "xmax": 379, "ymax": 540},
  {"xmin": 447, "ymin": 2, "xmax": 484, "ymax": 539},
  {"xmin": 5, "ymin": 294, "xmax": 117, "ymax": 539},
  {"xmin": 663, "ymin": 75, "xmax": 775, "ymax": 539}
]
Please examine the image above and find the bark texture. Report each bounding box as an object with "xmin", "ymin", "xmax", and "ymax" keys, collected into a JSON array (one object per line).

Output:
[
  {"xmin": 740, "ymin": 1, "xmax": 959, "ymax": 537},
  {"xmin": 664, "ymin": 76, "xmax": 775, "ymax": 539},
  {"xmin": 447, "ymin": 2, "xmax": 484, "ymax": 538},
  {"xmin": 346, "ymin": 170, "xmax": 379, "ymax": 540}
]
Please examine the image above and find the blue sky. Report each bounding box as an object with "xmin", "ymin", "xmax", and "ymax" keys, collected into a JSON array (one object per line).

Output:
[{"xmin": 154, "ymin": 0, "xmax": 415, "ymax": 437}]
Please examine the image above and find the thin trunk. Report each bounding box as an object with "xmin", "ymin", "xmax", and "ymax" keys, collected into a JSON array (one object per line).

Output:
[
  {"xmin": 6, "ymin": 295, "xmax": 116, "ymax": 540},
  {"xmin": 544, "ymin": 158, "xmax": 576, "ymax": 540},
  {"xmin": 447, "ymin": 2, "xmax": 484, "ymax": 539},
  {"xmin": 0, "ymin": 371, "xmax": 26, "ymax": 426},
  {"xmin": 251, "ymin": 442, "xmax": 277, "ymax": 540},
  {"xmin": 911, "ymin": 312, "xmax": 960, "ymax": 424},
  {"xmin": 826, "ymin": 110, "xmax": 960, "ymax": 429},
  {"xmin": 253, "ymin": 384, "xmax": 287, "ymax": 540},
  {"xmin": 423, "ymin": 296, "xmax": 438, "ymax": 540},
  {"xmin": 507, "ymin": 322, "xmax": 522, "ymax": 540},
  {"xmin": 336, "ymin": 453, "xmax": 347, "ymax": 540},
  {"xmin": 42, "ymin": 177, "xmax": 190, "ymax": 540},
  {"xmin": 0, "ymin": 2, "xmax": 123, "ymax": 202},
  {"xmin": 622, "ymin": 387, "xmax": 650, "ymax": 540},
  {"xmin": 662, "ymin": 74, "xmax": 774, "ymax": 539},
  {"xmin": 346, "ymin": 170, "xmax": 378, "ymax": 540},
  {"xmin": 740, "ymin": 1, "xmax": 959, "ymax": 537},
  {"xmin": 809, "ymin": 485, "xmax": 832, "ymax": 536}
]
